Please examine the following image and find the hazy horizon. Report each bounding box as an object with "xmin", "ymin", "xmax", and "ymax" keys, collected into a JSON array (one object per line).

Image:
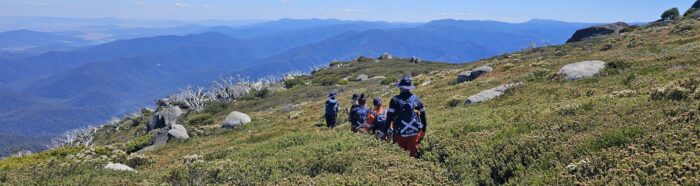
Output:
[{"xmin": 0, "ymin": 0, "xmax": 695, "ymax": 24}]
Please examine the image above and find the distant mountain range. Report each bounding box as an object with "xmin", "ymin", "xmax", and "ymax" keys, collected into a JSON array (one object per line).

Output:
[{"xmin": 0, "ymin": 18, "xmax": 596, "ymax": 156}]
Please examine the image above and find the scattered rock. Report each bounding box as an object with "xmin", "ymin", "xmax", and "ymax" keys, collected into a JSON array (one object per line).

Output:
[
  {"xmin": 222, "ymin": 111, "xmax": 251, "ymax": 129},
  {"xmin": 410, "ymin": 56, "xmax": 422, "ymax": 63},
  {"xmin": 457, "ymin": 66, "xmax": 493, "ymax": 83},
  {"xmin": 355, "ymin": 74, "xmax": 369, "ymax": 81},
  {"xmin": 168, "ymin": 124, "xmax": 189, "ymax": 140},
  {"xmin": 104, "ymin": 162, "xmax": 136, "ymax": 172},
  {"xmin": 288, "ymin": 111, "xmax": 302, "ymax": 119},
  {"xmin": 465, "ymin": 82, "xmax": 523, "ymax": 104},
  {"xmin": 147, "ymin": 106, "xmax": 184, "ymax": 131},
  {"xmin": 378, "ymin": 52, "xmax": 393, "ymax": 60},
  {"xmin": 566, "ymin": 22, "xmax": 629, "ymax": 43},
  {"xmin": 558, "ymin": 60, "xmax": 606, "ymax": 80}
]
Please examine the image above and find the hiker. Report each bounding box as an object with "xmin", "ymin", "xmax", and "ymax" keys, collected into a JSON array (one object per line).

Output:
[
  {"xmin": 386, "ymin": 76, "xmax": 428, "ymax": 157},
  {"xmin": 368, "ymin": 97, "xmax": 388, "ymax": 139},
  {"xmin": 349, "ymin": 93, "xmax": 370, "ymax": 133},
  {"xmin": 324, "ymin": 92, "xmax": 340, "ymax": 128},
  {"xmin": 347, "ymin": 94, "xmax": 360, "ymax": 127}
]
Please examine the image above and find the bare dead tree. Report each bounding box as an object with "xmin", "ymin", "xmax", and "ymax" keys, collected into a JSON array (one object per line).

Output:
[
  {"xmin": 170, "ymin": 85, "xmax": 209, "ymax": 112},
  {"xmin": 48, "ymin": 126, "xmax": 98, "ymax": 149}
]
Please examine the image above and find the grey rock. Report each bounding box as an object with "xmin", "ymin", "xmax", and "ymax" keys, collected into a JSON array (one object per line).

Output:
[
  {"xmin": 378, "ymin": 52, "xmax": 393, "ymax": 60},
  {"xmin": 410, "ymin": 56, "xmax": 422, "ymax": 63},
  {"xmin": 153, "ymin": 129, "xmax": 169, "ymax": 146},
  {"xmin": 147, "ymin": 106, "xmax": 184, "ymax": 131},
  {"xmin": 222, "ymin": 111, "xmax": 251, "ymax": 129},
  {"xmin": 558, "ymin": 60, "xmax": 606, "ymax": 80},
  {"xmin": 168, "ymin": 124, "xmax": 189, "ymax": 140},
  {"xmin": 465, "ymin": 82, "xmax": 523, "ymax": 104},
  {"xmin": 355, "ymin": 74, "xmax": 369, "ymax": 81},
  {"xmin": 566, "ymin": 22, "xmax": 629, "ymax": 43},
  {"xmin": 457, "ymin": 66, "xmax": 493, "ymax": 83},
  {"xmin": 371, "ymin": 76, "xmax": 387, "ymax": 79},
  {"xmin": 104, "ymin": 162, "xmax": 136, "ymax": 172},
  {"xmin": 156, "ymin": 98, "xmax": 170, "ymax": 107}
]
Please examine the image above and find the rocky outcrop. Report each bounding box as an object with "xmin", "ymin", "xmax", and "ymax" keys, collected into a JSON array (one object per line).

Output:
[
  {"xmin": 685, "ymin": 1, "xmax": 700, "ymax": 18},
  {"xmin": 355, "ymin": 74, "xmax": 369, "ymax": 81},
  {"xmin": 168, "ymin": 124, "xmax": 189, "ymax": 140},
  {"xmin": 222, "ymin": 111, "xmax": 251, "ymax": 129},
  {"xmin": 660, "ymin": 7, "xmax": 681, "ymax": 22},
  {"xmin": 566, "ymin": 22, "xmax": 629, "ymax": 43},
  {"xmin": 457, "ymin": 66, "xmax": 493, "ymax": 83},
  {"xmin": 465, "ymin": 82, "xmax": 523, "ymax": 104},
  {"xmin": 410, "ymin": 56, "xmax": 422, "ymax": 63},
  {"xmin": 558, "ymin": 60, "xmax": 606, "ymax": 80},
  {"xmin": 104, "ymin": 162, "xmax": 136, "ymax": 172},
  {"xmin": 147, "ymin": 106, "xmax": 184, "ymax": 131},
  {"xmin": 378, "ymin": 52, "xmax": 393, "ymax": 60}
]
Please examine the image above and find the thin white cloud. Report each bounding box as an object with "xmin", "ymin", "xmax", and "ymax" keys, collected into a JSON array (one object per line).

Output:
[
  {"xmin": 281, "ymin": 0, "xmax": 291, "ymax": 4},
  {"xmin": 133, "ymin": 1, "xmax": 144, "ymax": 6},
  {"xmin": 174, "ymin": 2, "xmax": 190, "ymax": 8}
]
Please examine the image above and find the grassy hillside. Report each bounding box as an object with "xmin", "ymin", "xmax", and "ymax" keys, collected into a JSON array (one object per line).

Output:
[{"xmin": 3, "ymin": 19, "xmax": 700, "ymax": 185}]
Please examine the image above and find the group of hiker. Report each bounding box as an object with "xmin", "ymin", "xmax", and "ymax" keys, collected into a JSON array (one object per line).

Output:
[{"xmin": 323, "ymin": 76, "xmax": 427, "ymax": 157}]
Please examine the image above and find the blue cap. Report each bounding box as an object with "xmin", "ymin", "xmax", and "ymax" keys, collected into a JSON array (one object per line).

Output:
[
  {"xmin": 396, "ymin": 76, "xmax": 416, "ymax": 90},
  {"xmin": 329, "ymin": 92, "xmax": 336, "ymax": 98},
  {"xmin": 373, "ymin": 97, "xmax": 382, "ymax": 106}
]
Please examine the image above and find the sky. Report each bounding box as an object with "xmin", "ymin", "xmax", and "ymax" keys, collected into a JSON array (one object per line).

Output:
[{"xmin": 0, "ymin": 0, "xmax": 697, "ymax": 23}]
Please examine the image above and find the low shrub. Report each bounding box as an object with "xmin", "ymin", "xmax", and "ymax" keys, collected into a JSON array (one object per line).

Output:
[
  {"xmin": 284, "ymin": 78, "xmax": 305, "ymax": 89},
  {"xmin": 124, "ymin": 133, "xmax": 154, "ymax": 153},
  {"xmin": 593, "ymin": 127, "xmax": 645, "ymax": 150},
  {"xmin": 315, "ymin": 77, "xmax": 340, "ymax": 86},
  {"xmin": 186, "ymin": 113, "xmax": 214, "ymax": 126},
  {"xmin": 381, "ymin": 77, "xmax": 398, "ymax": 85}
]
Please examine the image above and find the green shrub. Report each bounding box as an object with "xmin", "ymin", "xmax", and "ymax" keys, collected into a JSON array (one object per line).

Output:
[
  {"xmin": 125, "ymin": 154, "xmax": 154, "ymax": 168},
  {"xmin": 337, "ymin": 79, "xmax": 349, "ymax": 85},
  {"xmin": 249, "ymin": 89, "xmax": 271, "ymax": 99},
  {"xmin": 525, "ymin": 68, "xmax": 551, "ymax": 82},
  {"xmin": 187, "ymin": 113, "xmax": 214, "ymax": 126},
  {"xmin": 381, "ymin": 77, "xmax": 398, "ymax": 85},
  {"xmin": 315, "ymin": 77, "xmax": 340, "ymax": 86},
  {"xmin": 592, "ymin": 127, "xmax": 645, "ymax": 150},
  {"xmin": 447, "ymin": 95, "xmax": 465, "ymax": 107},
  {"xmin": 124, "ymin": 133, "xmax": 154, "ymax": 153},
  {"xmin": 284, "ymin": 78, "xmax": 305, "ymax": 89},
  {"xmin": 203, "ymin": 102, "xmax": 228, "ymax": 114},
  {"xmin": 502, "ymin": 63, "xmax": 515, "ymax": 71}
]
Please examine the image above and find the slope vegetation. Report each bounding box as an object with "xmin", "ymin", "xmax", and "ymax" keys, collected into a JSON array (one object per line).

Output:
[{"xmin": 3, "ymin": 18, "xmax": 700, "ymax": 185}]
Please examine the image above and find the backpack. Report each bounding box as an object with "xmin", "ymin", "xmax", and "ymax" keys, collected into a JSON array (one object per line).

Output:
[
  {"xmin": 393, "ymin": 95, "xmax": 423, "ymax": 137},
  {"xmin": 370, "ymin": 110, "xmax": 387, "ymax": 131},
  {"xmin": 351, "ymin": 106, "xmax": 369, "ymax": 129},
  {"xmin": 325, "ymin": 99, "xmax": 338, "ymax": 117}
]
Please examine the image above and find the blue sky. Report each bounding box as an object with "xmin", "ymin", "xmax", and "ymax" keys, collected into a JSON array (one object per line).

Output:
[{"xmin": 0, "ymin": 0, "xmax": 696, "ymax": 23}]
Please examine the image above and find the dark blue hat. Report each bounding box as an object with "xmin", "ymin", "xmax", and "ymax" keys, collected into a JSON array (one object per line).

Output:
[
  {"xmin": 373, "ymin": 97, "xmax": 382, "ymax": 106},
  {"xmin": 396, "ymin": 76, "xmax": 416, "ymax": 90},
  {"xmin": 329, "ymin": 92, "xmax": 337, "ymax": 98}
]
